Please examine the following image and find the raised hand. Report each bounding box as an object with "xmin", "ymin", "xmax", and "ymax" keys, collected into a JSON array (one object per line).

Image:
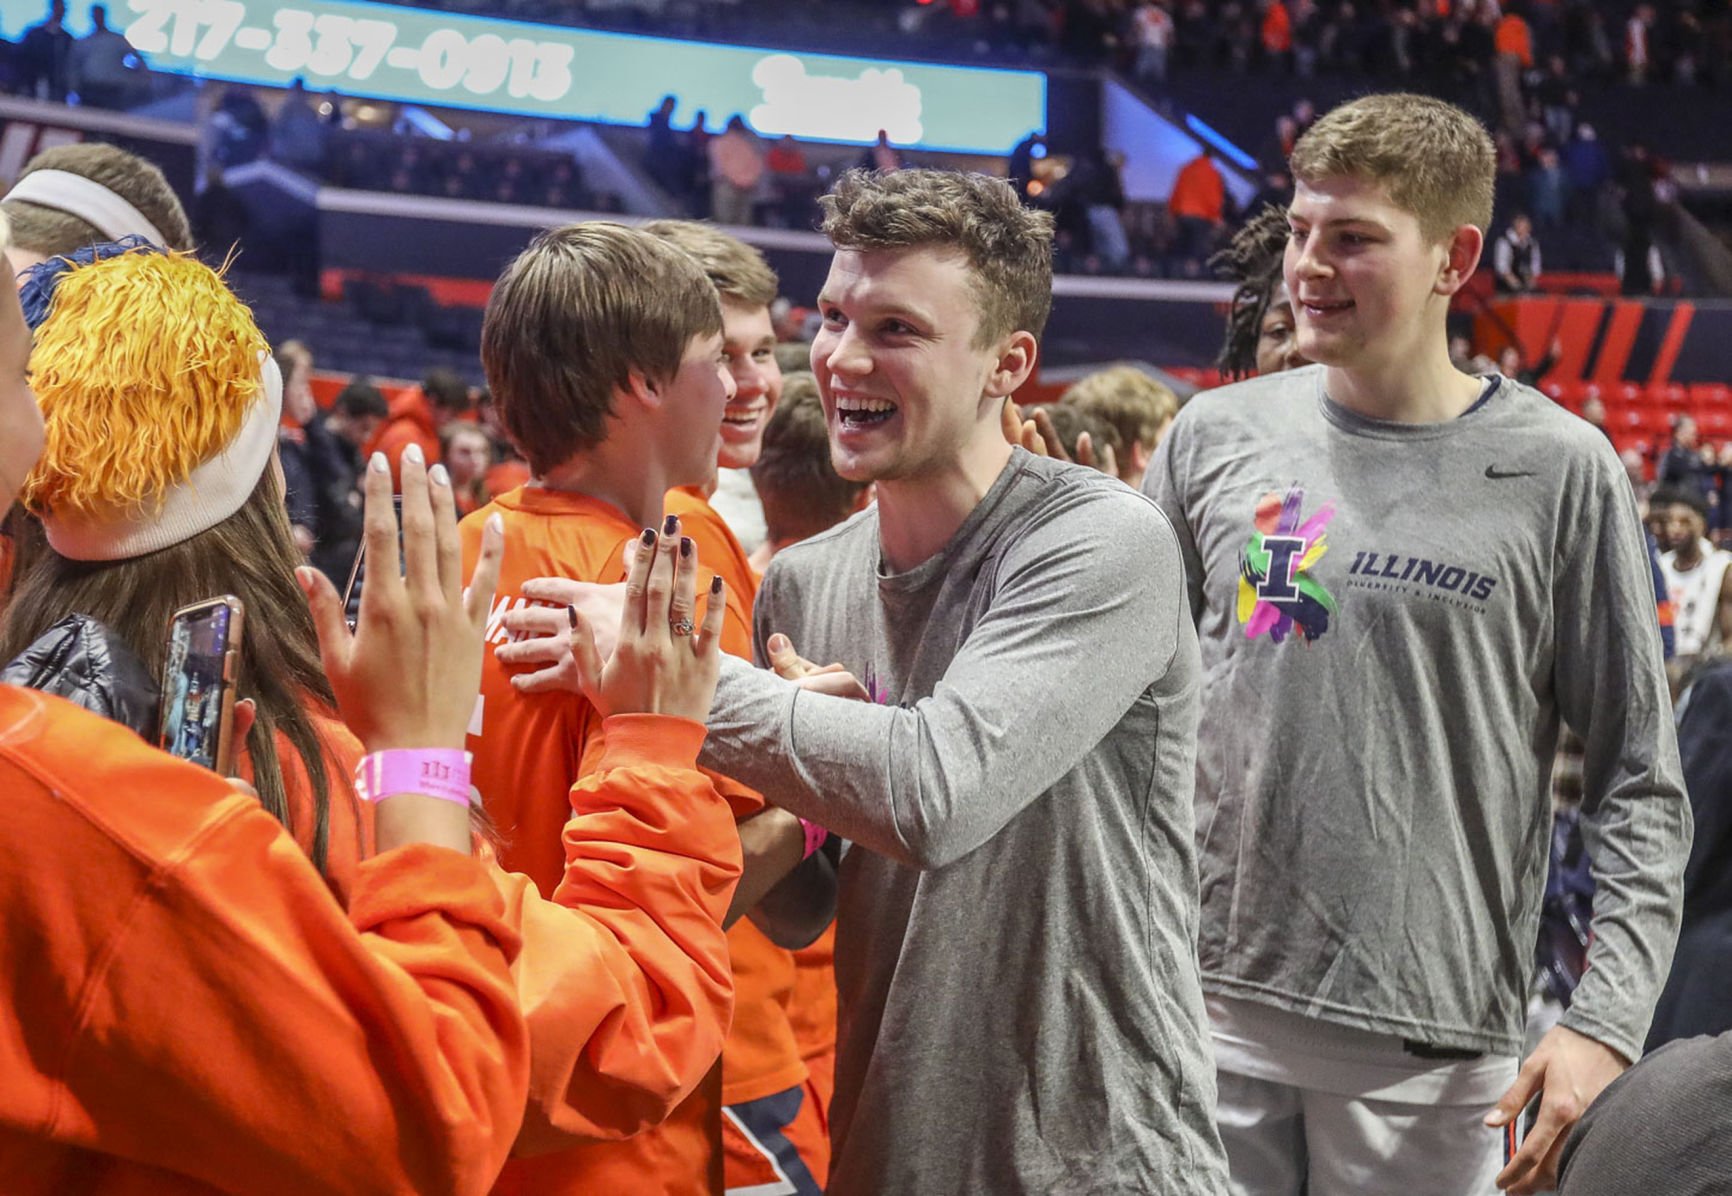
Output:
[
  {"xmin": 999, "ymin": 400, "xmax": 1119, "ymax": 475},
  {"xmin": 296, "ymin": 444, "xmax": 504, "ymax": 853},
  {"xmin": 566, "ymin": 519, "xmax": 725, "ymax": 723},
  {"xmin": 298, "ymin": 444, "xmax": 503, "ymax": 753}
]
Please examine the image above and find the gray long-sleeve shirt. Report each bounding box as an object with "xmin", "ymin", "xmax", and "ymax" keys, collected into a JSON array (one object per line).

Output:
[
  {"xmin": 704, "ymin": 448, "xmax": 1228, "ymax": 1194},
  {"xmin": 1143, "ymin": 366, "xmax": 1691, "ymax": 1061}
]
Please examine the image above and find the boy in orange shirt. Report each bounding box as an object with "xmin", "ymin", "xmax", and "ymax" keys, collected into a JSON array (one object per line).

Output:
[
  {"xmin": 463, "ymin": 222, "xmax": 830, "ymax": 1194},
  {"xmin": 499, "ymin": 221, "xmax": 838, "ymax": 1194}
]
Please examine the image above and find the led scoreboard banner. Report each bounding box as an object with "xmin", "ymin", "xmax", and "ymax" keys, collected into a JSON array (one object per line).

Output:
[{"xmin": 6, "ymin": 0, "xmax": 1046, "ymax": 154}]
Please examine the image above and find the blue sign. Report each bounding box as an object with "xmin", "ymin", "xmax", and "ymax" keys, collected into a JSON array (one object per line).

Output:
[{"xmin": 5, "ymin": 0, "xmax": 1046, "ymax": 153}]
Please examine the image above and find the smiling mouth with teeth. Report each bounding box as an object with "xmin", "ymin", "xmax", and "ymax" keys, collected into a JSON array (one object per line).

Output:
[
  {"xmin": 723, "ymin": 405, "xmax": 765, "ymax": 426},
  {"xmin": 836, "ymin": 397, "xmax": 898, "ymax": 427}
]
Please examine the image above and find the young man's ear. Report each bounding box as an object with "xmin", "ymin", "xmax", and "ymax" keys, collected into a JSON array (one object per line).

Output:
[
  {"xmin": 984, "ymin": 330, "xmax": 1040, "ymax": 400},
  {"xmin": 620, "ymin": 370, "xmax": 658, "ymax": 413},
  {"xmin": 1130, "ymin": 439, "xmax": 1153, "ymax": 476},
  {"xmin": 1435, "ymin": 224, "xmax": 1486, "ymax": 297}
]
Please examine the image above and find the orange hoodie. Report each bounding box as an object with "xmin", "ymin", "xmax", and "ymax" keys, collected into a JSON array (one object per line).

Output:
[
  {"xmin": 1169, "ymin": 154, "xmax": 1226, "ymax": 225},
  {"xmin": 287, "ymin": 708, "xmax": 744, "ymax": 1158},
  {"xmin": 364, "ymin": 388, "xmax": 443, "ymax": 486},
  {"xmin": 0, "ymin": 685, "xmax": 530, "ymax": 1196}
]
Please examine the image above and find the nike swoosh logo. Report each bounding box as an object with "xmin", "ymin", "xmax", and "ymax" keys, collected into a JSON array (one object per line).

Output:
[{"xmin": 1485, "ymin": 465, "xmax": 1536, "ymax": 480}]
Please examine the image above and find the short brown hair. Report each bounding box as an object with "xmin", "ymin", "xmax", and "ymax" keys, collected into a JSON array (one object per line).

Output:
[
  {"xmin": 641, "ymin": 219, "xmax": 779, "ymax": 308},
  {"xmin": 481, "ymin": 222, "xmax": 721, "ymax": 475},
  {"xmin": 1289, "ymin": 94, "xmax": 1495, "ymax": 242},
  {"xmin": 1061, "ymin": 366, "xmax": 1178, "ymax": 459},
  {"xmin": 750, "ymin": 372, "xmax": 868, "ymax": 544},
  {"xmin": 819, "ymin": 168, "xmax": 1053, "ymax": 346},
  {"xmin": 4, "ymin": 142, "xmax": 194, "ymax": 254}
]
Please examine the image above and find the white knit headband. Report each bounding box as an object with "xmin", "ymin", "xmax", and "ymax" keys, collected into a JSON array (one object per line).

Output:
[
  {"xmin": 5, "ymin": 169, "xmax": 170, "ymax": 247},
  {"xmin": 42, "ymin": 354, "xmax": 284, "ymax": 561}
]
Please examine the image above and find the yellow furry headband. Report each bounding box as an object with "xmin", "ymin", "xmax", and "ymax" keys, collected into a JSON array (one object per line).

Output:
[{"xmin": 21, "ymin": 243, "xmax": 280, "ymax": 561}]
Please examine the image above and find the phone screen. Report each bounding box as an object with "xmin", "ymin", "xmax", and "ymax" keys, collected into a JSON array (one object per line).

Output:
[{"xmin": 160, "ymin": 599, "xmax": 240, "ymax": 772}]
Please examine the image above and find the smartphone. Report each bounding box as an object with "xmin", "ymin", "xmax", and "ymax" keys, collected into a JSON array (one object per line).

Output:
[
  {"xmin": 159, "ymin": 596, "xmax": 244, "ymax": 775},
  {"xmin": 340, "ymin": 495, "xmax": 405, "ymax": 628},
  {"xmin": 1502, "ymin": 1093, "xmax": 1543, "ymax": 1166}
]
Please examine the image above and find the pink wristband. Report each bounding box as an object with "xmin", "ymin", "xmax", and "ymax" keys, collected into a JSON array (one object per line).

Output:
[
  {"xmin": 354, "ymin": 749, "xmax": 474, "ymax": 808},
  {"xmin": 799, "ymin": 818, "xmax": 829, "ymax": 861}
]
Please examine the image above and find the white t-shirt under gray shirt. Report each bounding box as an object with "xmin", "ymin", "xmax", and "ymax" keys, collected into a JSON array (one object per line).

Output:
[
  {"xmin": 703, "ymin": 448, "xmax": 1229, "ymax": 1194},
  {"xmin": 1144, "ymin": 365, "xmax": 1691, "ymax": 1072}
]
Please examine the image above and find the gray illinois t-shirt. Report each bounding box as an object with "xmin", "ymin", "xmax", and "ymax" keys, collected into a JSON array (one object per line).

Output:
[
  {"xmin": 1144, "ymin": 365, "xmax": 1691, "ymax": 1061},
  {"xmin": 703, "ymin": 448, "xmax": 1228, "ymax": 1195}
]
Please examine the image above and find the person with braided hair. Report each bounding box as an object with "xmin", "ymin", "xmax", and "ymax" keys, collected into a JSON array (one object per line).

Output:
[{"xmin": 1212, "ymin": 203, "xmax": 1309, "ymax": 379}]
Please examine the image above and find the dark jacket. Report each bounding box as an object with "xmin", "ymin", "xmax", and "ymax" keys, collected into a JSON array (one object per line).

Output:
[
  {"xmin": 1, "ymin": 613, "xmax": 159, "ymax": 741},
  {"xmin": 1646, "ymin": 659, "xmax": 1732, "ymax": 1049}
]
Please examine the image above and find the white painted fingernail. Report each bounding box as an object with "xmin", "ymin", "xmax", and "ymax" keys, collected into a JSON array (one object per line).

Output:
[
  {"xmin": 404, "ymin": 442, "xmax": 424, "ymax": 465},
  {"xmin": 429, "ymin": 463, "xmax": 450, "ymax": 487},
  {"xmin": 369, "ymin": 451, "xmax": 388, "ymax": 474}
]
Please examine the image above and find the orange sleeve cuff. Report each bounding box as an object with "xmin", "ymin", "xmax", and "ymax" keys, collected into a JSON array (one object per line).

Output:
[
  {"xmin": 594, "ymin": 714, "xmax": 708, "ymax": 773},
  {"xmin": 350, "ymin": 843, "xmax": 517, "ymax": 951}
]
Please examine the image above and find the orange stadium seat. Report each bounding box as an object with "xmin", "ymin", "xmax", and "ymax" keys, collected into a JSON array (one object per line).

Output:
[
  {"xmin": 1697, "ymin": 409, "xmax": 1732, "ymax": 440},
  {"xmin": 1649, "ymin": 382, "xmax": 1690, "ymax": 410}
]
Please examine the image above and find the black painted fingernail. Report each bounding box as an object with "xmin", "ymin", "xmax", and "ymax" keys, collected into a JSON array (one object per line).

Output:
[
  {"xmin": 680, "ymin": 536, "xmax": 694, "ymax": 558},
  {"xmin": 710, "ymin": 574, "xmax": 724, "ymax": 594},
  {"xmin": 663, "ymin": 514, "xmax": 679, "ymax": 536},
  {"xmin": 641, "ymin": 528, "xmax": 657, "ymax": 546},
  {"xmin": 568, "ymin": 604, "xmax": 577, "ymax": 628}
]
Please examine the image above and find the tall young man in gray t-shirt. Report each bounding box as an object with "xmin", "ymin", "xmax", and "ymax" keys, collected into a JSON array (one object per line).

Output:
[
  {"xmin": 691, "ymin": 169, "xmax": 1228, "ymax": 1193},
  {"xmin": 1144, "ymin": 94, "xmax": 1691, "ymax": 1195}
]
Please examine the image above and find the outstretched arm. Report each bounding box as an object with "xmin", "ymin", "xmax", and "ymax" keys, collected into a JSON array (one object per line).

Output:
[{"xmin": 702, "ymin": 490, "xmax": 1188, "ymax": 870}]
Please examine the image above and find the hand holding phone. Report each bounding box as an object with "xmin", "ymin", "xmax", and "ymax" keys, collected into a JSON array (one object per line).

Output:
[{"xmin": 159, "ymin": 596, "xmax": 245, "ymax": 775}]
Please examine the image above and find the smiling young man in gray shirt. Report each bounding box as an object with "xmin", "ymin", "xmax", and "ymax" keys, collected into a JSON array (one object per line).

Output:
[
  {"xmin": 697, "ymin": 169, "xmax": 1228, "ymax": 1194},
  {"xmin": 1145, "ymin": 94, "xmax": 1691, "ymax": 1195}
]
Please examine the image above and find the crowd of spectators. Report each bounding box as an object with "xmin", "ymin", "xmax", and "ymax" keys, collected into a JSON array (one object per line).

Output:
[
  {"xmin": 0, "ymin": 0, "xmax": 1703, "ymax": 294},
  {"xmin": 409, "ymin": 0, "xmax": 1732, "ymax": 99}
]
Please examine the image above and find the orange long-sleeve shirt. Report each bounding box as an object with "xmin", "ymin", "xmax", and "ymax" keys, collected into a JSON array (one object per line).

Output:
[
  {"xmin": 461, "ymin": 485, "xmax": 760, "ymax": 1194},
  {"xmin": 0, "ymin": 686, "xmax": 530, "ymax": 1196},
  {"xmin": 278, "ymin": 705, "xmax": 744, "ymax": 1160}
]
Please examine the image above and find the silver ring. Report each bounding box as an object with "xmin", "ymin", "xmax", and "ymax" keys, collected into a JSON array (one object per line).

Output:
[{"xmin": 670, "ymin": 617, "xmax": 695, "ymax": 637}]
